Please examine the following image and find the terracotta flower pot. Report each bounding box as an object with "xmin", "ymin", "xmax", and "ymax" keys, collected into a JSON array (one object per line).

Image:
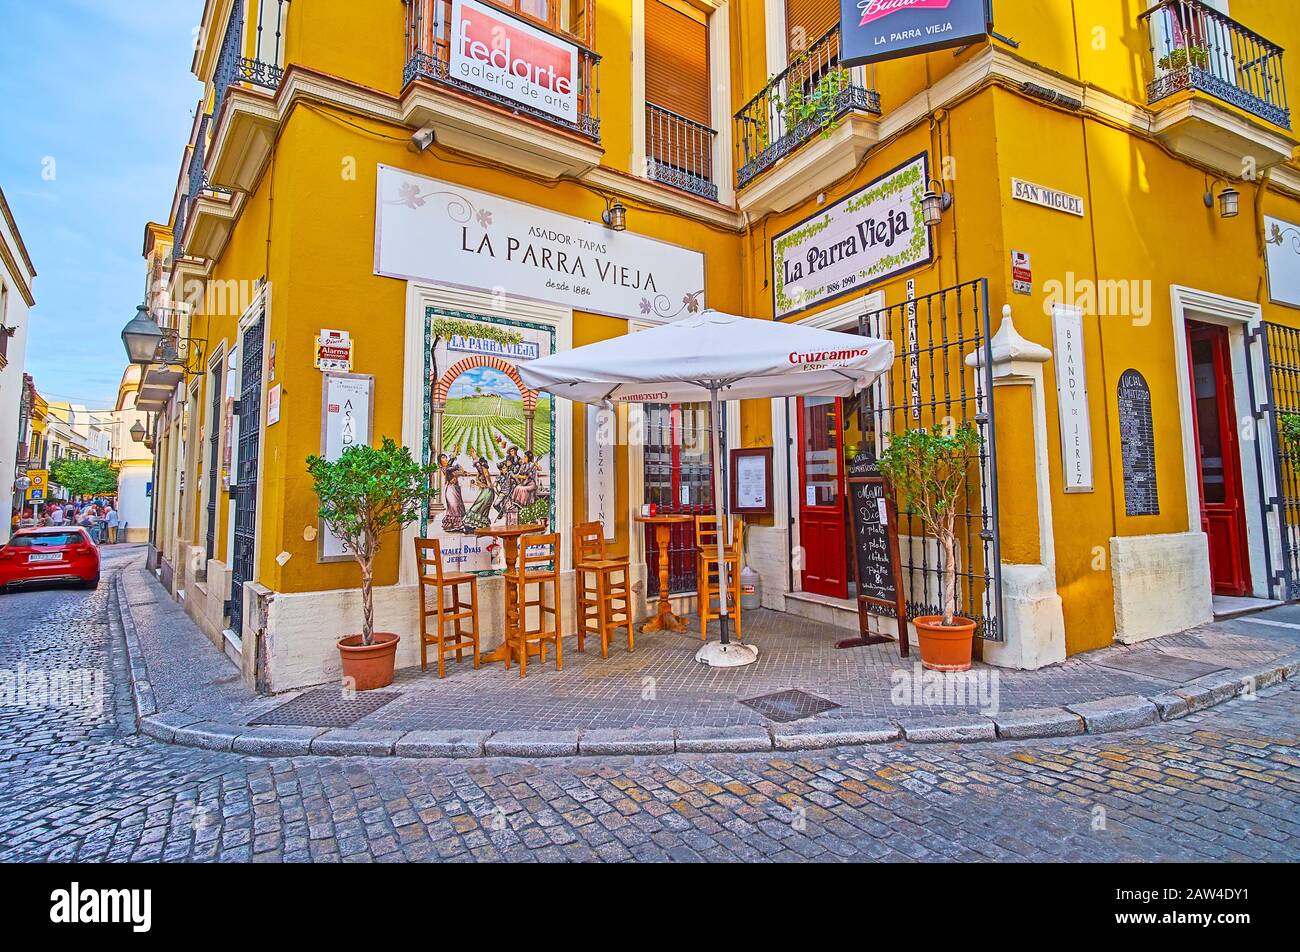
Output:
[
  {"xmin": 913, "ymin": 615, "xmax": 976, "ymax": 672},
  {"xmin": 337, "ymin": 633, "xmax": 400, "ymax": 691}
]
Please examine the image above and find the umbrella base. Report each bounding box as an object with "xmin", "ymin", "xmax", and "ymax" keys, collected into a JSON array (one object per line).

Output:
[{"xmin": 694, "ymin": 641, "xmax": 759, "ymax": 668}]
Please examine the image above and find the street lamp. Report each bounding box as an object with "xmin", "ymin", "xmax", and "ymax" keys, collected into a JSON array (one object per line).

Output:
[
  {"xmin": 601, "ymin": 198, "xmax": 627, "ymax": 232},
  {"xmin": 921, "ymin": 181, "xmax": 954, "ymax": 228},
  {"xmin": 130, "ymin": 420, "xmax": 147, "ymax": 443},
  {"xmin": 121, "ymin": 304, "xmax": 163, "ymax": 365},
  {"xmin": 1203, "ymin": 180, "xmax": 1240, "ymax": 219}
]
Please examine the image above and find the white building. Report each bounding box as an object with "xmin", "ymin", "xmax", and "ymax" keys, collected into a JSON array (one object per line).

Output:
[
  {"xmin": 113, "ymin": 365, "xmax": 153, "ymax": 542},
  {"xmin": 0, "ymin": 186, "xmax": 37, "ymax": 545}
]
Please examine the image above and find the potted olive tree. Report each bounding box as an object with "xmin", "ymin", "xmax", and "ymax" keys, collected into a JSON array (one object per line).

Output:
[
  {"xmin": 878, "ymin": 423, "xmax": 984, "ymax": 671},
  {"xmin": 306, "ymin": 438, "xmax": 436, "ymax": 690}
]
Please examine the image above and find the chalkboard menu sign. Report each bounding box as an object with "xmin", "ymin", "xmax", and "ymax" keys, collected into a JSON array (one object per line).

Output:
[
  {"xmin": 1118, "ymin": 369, "xmax": 1160, "ymax": 516},
  {"xmin": 841, "ymin": 453, "xmax": 909, "ymax": 657}
]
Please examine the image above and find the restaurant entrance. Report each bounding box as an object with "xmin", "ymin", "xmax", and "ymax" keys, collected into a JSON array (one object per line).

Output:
[{"xmin": 796, "ymin": 389, "xmax": 876, "ymax": 600}]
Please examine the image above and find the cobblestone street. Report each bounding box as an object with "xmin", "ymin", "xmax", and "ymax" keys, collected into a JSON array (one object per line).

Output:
[{"xmin": 1, "ymin": 551, "xmax": 1297, "ymax": 863}]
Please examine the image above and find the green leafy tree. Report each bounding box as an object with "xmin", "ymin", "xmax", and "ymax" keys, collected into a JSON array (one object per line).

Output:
[
  {"xmin": 306, "ymin": 438, "xmax": 437, "ymax": 646},
  {"xmin": 878, "ymin": 423, "xmax": 984, "ymax": 626},
  {"xmin": 1281, "ymin": 412, "xmax": 1300, "ymax": 455},
  {"xmin": 50, "ymin": 458, "xmax": 118, "ymax": 498}
]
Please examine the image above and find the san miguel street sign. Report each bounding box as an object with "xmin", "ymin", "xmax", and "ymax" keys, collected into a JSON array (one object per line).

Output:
[{"xmin": 839, "ymin": 0, "xmax": 993, "ymax": 67}]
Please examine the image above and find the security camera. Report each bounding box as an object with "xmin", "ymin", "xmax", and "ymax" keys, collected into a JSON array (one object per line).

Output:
[{"xmin": 410, "ymin": 125, "xmax": 436, "ymax": 153}]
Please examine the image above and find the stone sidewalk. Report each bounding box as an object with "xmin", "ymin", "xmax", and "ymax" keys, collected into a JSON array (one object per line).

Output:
[{"xmin": 118, "ymin": 551, "xmax": 1300, "ymax": 759}]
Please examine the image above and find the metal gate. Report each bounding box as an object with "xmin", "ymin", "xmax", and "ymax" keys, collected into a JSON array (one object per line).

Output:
[
  {"xmin": 858, "ymin": 278, "xmax": 1003, "ymax": 640},
  {"xmin": 205, "ymin": 357, "xmax": 224, "ymax": 562},
  {"xmin": 230, "ymin": 312, "xmax": 265, "ymax": 638},
  {"xmin": 1248, "ymin": 321, "xmax": 1300, "ymax": 600}
]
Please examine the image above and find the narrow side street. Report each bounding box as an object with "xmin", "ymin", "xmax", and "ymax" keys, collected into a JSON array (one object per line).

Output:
[{"xmin": 1, "ymin": 549, "xmax": 1296, "ymax": 864}]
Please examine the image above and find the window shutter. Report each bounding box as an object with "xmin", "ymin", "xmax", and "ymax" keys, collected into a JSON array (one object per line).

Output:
[
  {"xmin": 784, "ymin": 0, "xmax": 839, "ymax": 56},
  {"xmin": 645, "ymin": 0, "xmax": 710, "ymax": 127}
]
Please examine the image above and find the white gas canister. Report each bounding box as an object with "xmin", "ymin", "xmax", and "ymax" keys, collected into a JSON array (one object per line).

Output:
[{"xmin": 739, "ymin": 564, "xmax": 761, "ymax": 610}]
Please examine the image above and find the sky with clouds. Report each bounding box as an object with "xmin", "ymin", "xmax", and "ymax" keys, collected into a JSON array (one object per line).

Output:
[{"xmin": 0, "ymin": 1, "xmax": 203, "ymax": 408}]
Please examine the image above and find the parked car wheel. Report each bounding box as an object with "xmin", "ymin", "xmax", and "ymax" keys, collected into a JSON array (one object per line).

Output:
[{"xmin": 79, "ymin": 574, "xmax": 100, "ymax": 590}]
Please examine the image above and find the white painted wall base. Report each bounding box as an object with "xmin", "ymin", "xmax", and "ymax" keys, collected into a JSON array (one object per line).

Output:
[
  {"xmin": 1111, "ymin": 532, "xmax": 1213, "ymax": 644},
  {"xmin": 259, "ymin": 572, "xmax": 583, "ymax": 693},
  {"xmin": 181, "ymin": 558, "xmax": 234, "ymax": 656},
  {"xmin": 984, "ymin": 563, "xmax": 1066, "ymax": 670}
]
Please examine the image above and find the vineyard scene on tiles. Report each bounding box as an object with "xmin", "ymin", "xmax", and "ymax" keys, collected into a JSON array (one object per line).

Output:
[{"xmin": 424, "ymin": 310, "xmax": 557, "ymax": 573}]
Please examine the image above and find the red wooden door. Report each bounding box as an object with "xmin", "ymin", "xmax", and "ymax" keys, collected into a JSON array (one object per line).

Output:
[
  {"xmin": 797, "ymin": 396, "xmax": 848, "ymax": 598},
  {"xmin": 1187, "ymin": 322, "xmax": 1252, "ymax": 596}
]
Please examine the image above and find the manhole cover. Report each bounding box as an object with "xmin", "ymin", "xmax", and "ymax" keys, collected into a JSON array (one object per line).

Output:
[
  {"xmin": 1091, "ymin": 652, "xmax": 1227, "ymax": 684},
  {"xmin": 250, "ymin": 687, "xmax": 399, "ymax": 728},
  {"xmin": 739, "ymin": 689, "xmax": 840, "ymax": 723}
]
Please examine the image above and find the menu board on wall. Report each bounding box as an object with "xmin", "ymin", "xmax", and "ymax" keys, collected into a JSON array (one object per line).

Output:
[{"xmin": 1118, "ymin": 369, "xmax": 1159, "ymax": 517}]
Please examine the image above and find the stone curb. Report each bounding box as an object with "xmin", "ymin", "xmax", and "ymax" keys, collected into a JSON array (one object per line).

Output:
[
  {"xmin": 674, "ymin": 725, "xmax": 773, "ymax": 754},
  {"xmin": 112, "ymin": 574, "xmax": 157, "ymax": 724},
  {"xmin": 992, "ymin": 707, "xmax": 1084, "ymax": 740},
  {"xmin": 114, "ymin": 570, "xmax": 1299, "ymax": 761},
  {"xmin": 901, "ymin": 714, "xmax": 997, "ymax": 743},
  {"xmin": 771, "ymin": 718, "xmax": 901, "ymax": 751}
]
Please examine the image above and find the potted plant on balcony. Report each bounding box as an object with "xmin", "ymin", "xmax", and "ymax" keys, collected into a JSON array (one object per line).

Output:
[
  {"xmin": 878, "ymin": 423, "xmax": 984, "ymax": 671},
  {"xmin": 1157, "ymin": 45, "xmax": 1210, "ymax": 72},
  {"xmin": 307, "ymin": 437, "xmax": 436, "ymax": 690},
  {"xmin": 777, "ymin": 66, "xmax": 853, "ymax": 139}
]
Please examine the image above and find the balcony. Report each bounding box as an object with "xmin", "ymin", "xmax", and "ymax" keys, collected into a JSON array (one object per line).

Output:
[
  {"xmin": 207, "ymin": 0, "xmax": 289, "ymax": 193},
  {"xmin": 645, "ymin": 103, "xmax": 717, "ymax": 202},
  {"xmin": 399, "ymin": 0, "xmax": 604, "ymax": 179},
  {"xmin": 733, "ymin": 25, "xmax": 881, "ymax": 215},
  {"xmin": 1141, "ymin": 0, "xmax": 1289, "ymax": 129},
  {"xmin": 1138, "ymin": 0, "xmax": 1293, "ymax": 176},
  {"xmin": 175, "ymin": 115, "xmax": 236, "ymax": 263}
]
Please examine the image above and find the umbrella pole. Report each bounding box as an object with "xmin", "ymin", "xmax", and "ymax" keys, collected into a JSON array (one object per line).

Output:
[{"xmin": 709, "ymin": 384, "xmax": 730, "ymax": 646}]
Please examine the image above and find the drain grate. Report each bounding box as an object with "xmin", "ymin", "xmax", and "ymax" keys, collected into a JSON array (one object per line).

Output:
[
  {"xmin": 250, "ymin": 687, "xmax": 399, "ymax": 728},
  {"xmin": 739, "ymin": 689, "xmax": 840, "ymax": 723}
]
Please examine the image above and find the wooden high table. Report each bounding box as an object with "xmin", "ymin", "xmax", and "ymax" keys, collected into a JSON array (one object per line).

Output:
[
  {"xmin": 476, "ymin": 522, "xmax": 547, "ymax": 665},
  {"xmin": 635, "ymin": 513, "xmax": 692, "ymax": 633}
]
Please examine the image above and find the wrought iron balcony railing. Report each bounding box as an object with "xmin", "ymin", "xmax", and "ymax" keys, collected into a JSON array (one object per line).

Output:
[
  {"xmin": 1140, "ymin": 0, "xmax": 1290, "ymax": 129},
  {"xmin": 402, "ymin": 0, "xmax": 601, "ymax": 142},
  {"xmin": 213, "ymin": 0, "xmax": 288, "ymax": 119},
  {"xmin": 734, "ymin": 25, "xmax": 881, "ymax": 189},
  {"xmin": 174, "ymin": 115, "xmax": 230, "ymax": 258},
  {"xmin": 645, "ymin": 103, "xmax": 717, "ymax": 201}
]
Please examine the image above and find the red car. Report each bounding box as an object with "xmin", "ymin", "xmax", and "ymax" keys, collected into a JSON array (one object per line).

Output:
[{"xmin": 0, "ymin": 526, "xmax": 101, "ymax": 592}]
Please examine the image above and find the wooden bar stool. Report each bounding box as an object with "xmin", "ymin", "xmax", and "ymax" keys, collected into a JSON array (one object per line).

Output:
[
  {"xmin": 508, "ymin": 531, "xmax": 562, "ymax": 678},
  {"xmin": 695, "ymin": 515, "xmax": 744, "ymax": 642},
  {"xmin": 414, "ymin": 538, "xmax": 480, "ymax": 678},
  {"xmin": 573, "ymin": 521, "xmax": 631, "ymax": 657}
]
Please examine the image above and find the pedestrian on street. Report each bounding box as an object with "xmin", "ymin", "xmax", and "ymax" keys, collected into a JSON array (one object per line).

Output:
[
  {"xmin": 50, "ymin": 503, "xmax": 65, "ymax": 526},
  {"xmin": 105, "ymin": 505, "xmax": 120, "ymax": 544}
]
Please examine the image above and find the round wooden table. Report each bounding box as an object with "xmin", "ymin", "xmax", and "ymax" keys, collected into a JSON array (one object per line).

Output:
[
  {"xmin": 475, "ymin": 522, "xmax": 547, "ymax": 665},
  {"xmin": 635, "ymin": 514, "xmax": 693, "ymax": 633}
]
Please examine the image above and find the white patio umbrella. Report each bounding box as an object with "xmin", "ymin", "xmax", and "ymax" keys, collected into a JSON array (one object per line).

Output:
[{"xmin": 518, "ymin": 309, "xmax": 894, "ymax": 667}]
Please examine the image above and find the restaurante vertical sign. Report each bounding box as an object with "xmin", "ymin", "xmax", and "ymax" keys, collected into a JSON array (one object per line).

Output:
[{"xmin": 840, "ymin": 0, "xmax": 993, "ymax": 67}]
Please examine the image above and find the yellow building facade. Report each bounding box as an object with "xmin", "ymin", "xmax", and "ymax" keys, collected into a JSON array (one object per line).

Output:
[{"xmin": 147, "ymin": 0, "xmax": 1300, "ymax": 692}]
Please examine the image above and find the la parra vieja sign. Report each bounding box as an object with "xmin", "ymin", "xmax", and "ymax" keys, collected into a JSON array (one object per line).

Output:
[
  {"xmin": 840, "ymin": 0, "xmax": 993, "ymax": 67},
  {"xmin": 772, "ymin": 153, "xmax": 933, "ymax": 320}
]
